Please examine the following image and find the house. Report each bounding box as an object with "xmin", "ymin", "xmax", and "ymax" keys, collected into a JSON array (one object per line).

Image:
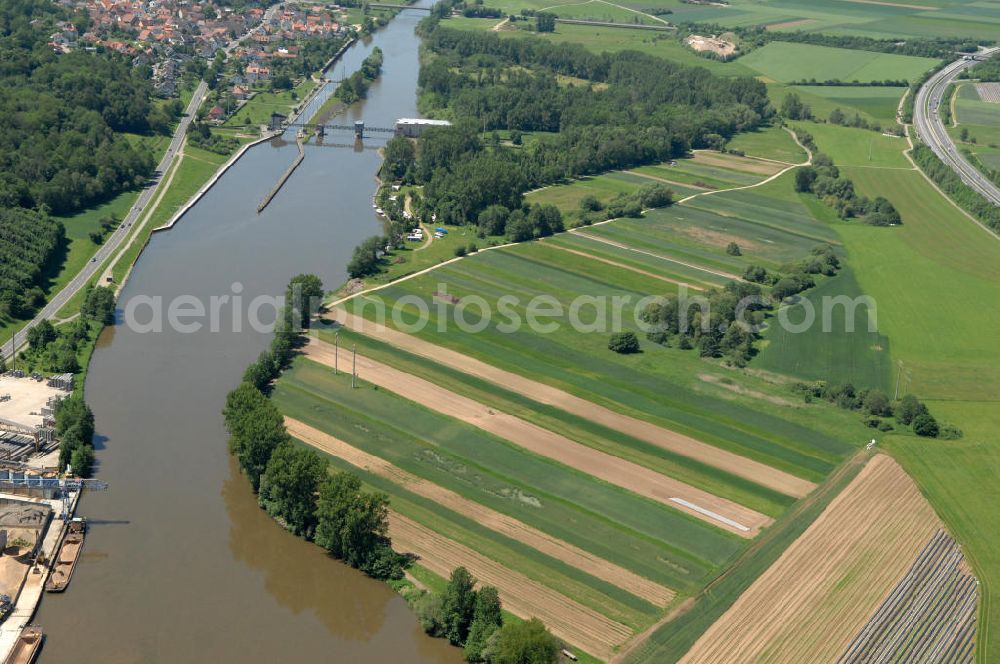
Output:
[{"xmin": 207, "ymin": 105, "xmax": 225, "ymax": 122}]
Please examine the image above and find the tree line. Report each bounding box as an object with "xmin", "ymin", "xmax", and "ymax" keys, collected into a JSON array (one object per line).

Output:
[
  {"xmin": 911, "ymin": 144, "xmax": 1000, "ymax": 233},
  {"xmin": 409, "ymin": 566, "xmax": 561, "ymax": 663},
  {"xmin": 335, "ymin": 47, "xmax": 384, "ymax": 104},
  {"xmin": 224, "ymin": 274, "xmax": 407, "ymax": 579},
  {"xmin": 791, "ymin": 383, "xmax": 961, "ymax": 439},
  {"xmin": 794, "ymin": 149, "xmax": 903, "ymax": 227}
]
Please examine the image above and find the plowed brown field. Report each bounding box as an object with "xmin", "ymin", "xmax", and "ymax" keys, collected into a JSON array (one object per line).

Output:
[
  {"xmin": 305, "ymin": 339, "xmax": 771, "ymax": 537},
  {"xmin": 286, "ymin": 417, "xmax": 676, "ymax": 606},
  {"xmin": 389, "ymin": 513, "xmax": 631, "ymax": 660},
  {"xmin": 678, "ymin": 454, "xmax": 941, "ymax": 663},
  {"xmin": 324, "ymin": 311, "xmax": 815, "ymax": 499}
]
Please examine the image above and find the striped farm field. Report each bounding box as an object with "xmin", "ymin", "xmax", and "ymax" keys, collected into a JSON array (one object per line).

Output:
[
  {"xmin": 273, "ymin": 359, "xmax": 742, "ymax": 591},
  {"xmin": 286, "ymin": 416, "xmax": 677, "ymax": 606},
  {"xmin": 678, "ymin": 454, "xmax": 954, "ymax": 664},
  {"xmin": 304, "ymin": 338, "xmax": 775, "ymax": 535}
]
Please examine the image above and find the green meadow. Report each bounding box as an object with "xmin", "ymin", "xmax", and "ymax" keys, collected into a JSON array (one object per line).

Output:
[
  {"xmin": 792, "ymin": 85, "xmax": 907, "ymax": 124},
  {"xmin": 740, "ymin": 42, "xmax": 939, "ymax": 84}
]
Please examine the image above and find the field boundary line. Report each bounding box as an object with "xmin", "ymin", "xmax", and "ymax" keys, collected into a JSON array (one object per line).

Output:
[
  {"xmin": 568, "ymin": 230, "xmax": 743, "ymax": 282},
  {"xmin": 609, "ymin": 451, "xmax": 869, "ymax": 663},
  {"xmin": 540, "ymin": 241, "xmax": 709, "ymax": 290},
  {"xmin": 304, "ymin": 338, "xmax": 775, "ymax": 536}
]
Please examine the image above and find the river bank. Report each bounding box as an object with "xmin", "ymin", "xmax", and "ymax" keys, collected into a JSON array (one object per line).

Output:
[{"xmin": 31, "ymin": 2, "xmax": 462, "ymax": 660}]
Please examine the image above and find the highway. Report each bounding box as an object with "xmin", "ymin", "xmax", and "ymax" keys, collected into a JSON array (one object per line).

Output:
[
  {"xmin": 1, "ymin": 81, "xmax": 208, "ymax": 363},
  {"xmin": 912, "ymin": 49, "xmax": 1000, "ymax": 206}
]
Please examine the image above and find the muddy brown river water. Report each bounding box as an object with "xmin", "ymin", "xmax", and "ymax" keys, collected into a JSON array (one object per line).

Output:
[{"xmin": 35, "ymin": 5, "xmax": 463, "ymax": 662}]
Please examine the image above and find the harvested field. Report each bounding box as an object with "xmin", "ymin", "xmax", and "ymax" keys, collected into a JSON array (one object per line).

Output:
[
  {"xmin": 326, "ymin": 311, "xmax": 815, "ymax": 499},
  {"xmin": 389, "ymin": 512, "xmax": 631, "ymax": 660},
  {"xmin": 305, "ymin": 338, "xmax": 772, "ymax": 537},
  {"xmin": 678, "ymin": 454, "xmax": 942, "ymax": 663},
  {"xmin": 540, "ymin": 242, "xmax": 706, "ymax": 291},
  {"xmin": 838, "ymin": 529, "xmax": 978, "ymax": 663},
  {"xmin": 690, "ymin": 151, "xmax": 786, "ymax": 175},
  {"xmin": 286, "ymin": 416, "xmax": 677, "ymax": 606}
]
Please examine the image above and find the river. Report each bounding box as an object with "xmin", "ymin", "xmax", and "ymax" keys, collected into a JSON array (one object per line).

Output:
[{"xmin": 34, "ymin": 4, "xmax": 462, "ymax": 662}]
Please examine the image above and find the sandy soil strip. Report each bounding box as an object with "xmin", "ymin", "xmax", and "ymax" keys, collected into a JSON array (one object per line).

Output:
[
  {"xmin": 678, "ymin": 454, "xmax": 941, "ymax": 664},
  {"xmin": 542, "ymin": 241, "xmax": 708, "ymax": 291},
  {"xmin": 305, "ymin": 339, "xmax": 773, "ymax": 537},
  {"xmin": 328, "ymin": 310, "xmax": 815, "ymax": 499},
  {"xmin": 286, "ymin": 417, "xmax": 676, "ymax": 606},
  {"xmin": 690, "ymin": 151, "xmax": 786, "ymax": 176},
  {"xmin": 389, "ymin": 513, "xmax": 631, "ymax": 660}
]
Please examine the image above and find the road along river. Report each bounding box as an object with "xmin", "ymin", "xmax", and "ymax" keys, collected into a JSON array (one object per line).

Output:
[{"xmin": 33, "ymin": 4, "xmax": 462, "ymax": 662}]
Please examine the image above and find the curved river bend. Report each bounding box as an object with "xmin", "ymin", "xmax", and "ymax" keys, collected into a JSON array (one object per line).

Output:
[{"xmin": 35, "ymin": 4, "xmax": 462, "ymax": 662}]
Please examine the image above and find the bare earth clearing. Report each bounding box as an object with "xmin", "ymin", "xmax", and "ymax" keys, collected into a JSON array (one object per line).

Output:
[
  {"xmin": 0, "ymin": 375, "xmax": 61, "ymax": 429},
  {"xmin": 304, "ymin": 340, "xmax": 771, "ymax": 536},
  {"xmin": 326, "ymin": 311, "xmax": 815, "ymax": 498},
  {"xmin": 679, "ymin": 454, "xmax": 942, "ymax": 663},
  {"xmin": 286, "ymin": 416, "xmax": 676, "ymax": 606},
  {"xmin": 389, "ymin": 512, "xmax": 631, "ymax": 660}
]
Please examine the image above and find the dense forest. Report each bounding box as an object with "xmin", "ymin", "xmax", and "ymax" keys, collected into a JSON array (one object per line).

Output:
[
  {"xmin": 0, "ymin": 208, "xmax": 64, "ymax": 318},
  {"xmin": 403, "ymin": 21, "xmax": 771, "ymax": 224},
  {"xmin": 0, "ymin": 0, "xmax": 168, "ymax": 318}
]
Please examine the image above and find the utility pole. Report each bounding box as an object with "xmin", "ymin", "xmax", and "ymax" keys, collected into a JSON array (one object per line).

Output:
[
  {"xmin": 334, "ymin": 332, "xmax": 339, "ymax": 375},
  {"xmin": 894, "ymin": 360, "xmax": 904, "ymax": 400},
  {"xmin": 352, "ymin": 344, "xmax": 357, "ymax": 388}
]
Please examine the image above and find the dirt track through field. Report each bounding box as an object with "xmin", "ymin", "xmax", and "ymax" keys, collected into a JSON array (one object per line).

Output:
[
  {"xmin": 323, "ymin": 311, "xmax": 816, "ymax": 499},
  {"xmin": 542, "ymin": 242, "xmax": 708, "ymax": 291},
  {"xmin": 286, "ymin": 417, "xmax": 676, "ymax": 606},
  {"xmin": 305, "ymin": 338, "xmax": 772, "ymax": 537},
  {"xmin": 389, "ymin": 512, "xmax": 630, "ymax": 660},
  {"xmin": 678, "ymin": 454, "xmax": 941, "ymax": 663}
]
